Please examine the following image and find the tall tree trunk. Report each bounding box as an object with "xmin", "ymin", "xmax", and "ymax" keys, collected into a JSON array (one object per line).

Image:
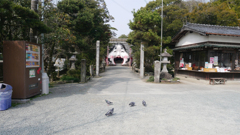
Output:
[
  {"xmin": 30, "ymin": 0, "xmax": 38, "ymax": 43},
  {"xmin": 47, "ymin": 43, "xmax": 55, "ymax": 82}
]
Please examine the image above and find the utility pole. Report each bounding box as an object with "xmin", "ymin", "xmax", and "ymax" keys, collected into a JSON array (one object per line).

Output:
[
  {"xmin": 30, "ymin": 0, "xmax": 38, "ymax": 43},
  {"xmin": 41, "ymin": 0, "xmax": 49, "ymax": 95},
  {"xmin": 159, "ymin": 0, "xmax": 163, "ymax": 81},
  {"xmin": 41, "ymin": 0, "xmax": 44, "ymax": 72}
]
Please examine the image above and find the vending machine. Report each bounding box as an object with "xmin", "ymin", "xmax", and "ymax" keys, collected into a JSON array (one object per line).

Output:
[{"xmin": 3, "ymin": 41, "xmax": 42, "ymax": 99}]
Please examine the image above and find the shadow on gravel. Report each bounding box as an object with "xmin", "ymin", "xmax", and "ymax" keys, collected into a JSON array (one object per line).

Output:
[{"xmin": 9, "ymin": 66, "xmax": 137, "ymax": 109}]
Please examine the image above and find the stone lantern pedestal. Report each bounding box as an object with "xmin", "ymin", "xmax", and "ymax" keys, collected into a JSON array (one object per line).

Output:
[
  {"xmin": 159, "ymin": 49, "xmax": 173, "ymax": 80},
  {"xmin": 102, "ymin": 58, "xmax": 106, "ymax": 71}
]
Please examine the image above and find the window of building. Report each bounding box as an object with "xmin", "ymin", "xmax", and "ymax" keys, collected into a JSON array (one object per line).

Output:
[
  {"xmin": 209, "ymin": 50, "xmax": 233, "ymax": 69},
  {"xmin": 180, "ymin": 51, "xmax": 207, "ymax": 70}
]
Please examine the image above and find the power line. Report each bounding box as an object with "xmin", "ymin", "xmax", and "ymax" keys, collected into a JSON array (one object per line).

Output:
[
  {"xmin": 144, "ymin": 0, "xmax": 148, "ymax": 4},
  {"xmin": 111, "ymin": 0, "xmax": 131, "ymax": 14}
]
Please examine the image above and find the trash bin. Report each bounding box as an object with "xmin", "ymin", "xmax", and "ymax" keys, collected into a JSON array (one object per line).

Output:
[
  {"xmin": 0, "ymin": 83, "xmax": 13, "ymax": 111},
  {"xmin": 42, "ymin": 72, "xmax": 49, "ymax": 94}
]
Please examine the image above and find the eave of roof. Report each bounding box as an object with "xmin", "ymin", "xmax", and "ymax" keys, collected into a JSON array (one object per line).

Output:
[{"xmin": 173, "ymin": 44, "xmax": 240, "ymax": 51}]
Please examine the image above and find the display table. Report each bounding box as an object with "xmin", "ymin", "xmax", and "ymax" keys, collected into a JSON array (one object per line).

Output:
[{"xmin": 176, "ymin": 69, "xmax": 240, "ymax": 80}]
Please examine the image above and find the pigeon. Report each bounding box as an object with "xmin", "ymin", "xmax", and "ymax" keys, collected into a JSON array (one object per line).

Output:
[
  {"xmin": 105, "ymin": 108, "xmax": 114, "ymax": 116},
  {"xmin": 129, "ymin": 102, "xmax": 135, "ymax": 107},
  {"xmin": 105, "ymin": 100, "xmax": 113, "ymax": 105},
  {"xmin": 142, "ymin": 100, "xmax": 147, "ymax": 106}
]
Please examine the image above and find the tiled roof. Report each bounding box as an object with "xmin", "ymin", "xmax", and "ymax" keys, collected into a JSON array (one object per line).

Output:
[
  {"xmin": 172, "ymin": 23, "xmax": 240, "ymax": 42},
  {"xmin": 184, "ymin": 23, "xmax": 240, "ymax": 36}
]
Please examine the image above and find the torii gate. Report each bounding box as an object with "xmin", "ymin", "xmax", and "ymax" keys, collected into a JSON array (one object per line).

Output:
[{"xmin": 107, "ymin": 38, "xmax": 132, "ymax": 66}]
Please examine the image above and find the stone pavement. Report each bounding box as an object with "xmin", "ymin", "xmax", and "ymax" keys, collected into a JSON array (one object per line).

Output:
[{"xmin": 1, "ymin": 66, "xmax": 240, "ymax": 135}]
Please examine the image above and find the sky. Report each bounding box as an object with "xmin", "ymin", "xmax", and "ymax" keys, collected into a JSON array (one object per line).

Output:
[{"xmin": 105, "ymin": 0, "xmax": 151, "ymax": 38}]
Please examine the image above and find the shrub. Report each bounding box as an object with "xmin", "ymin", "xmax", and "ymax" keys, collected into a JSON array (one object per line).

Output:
[
  {"xmin": 67, "ymin": 69, "xmax": 80, "ymax": 79},
  {"xmin": 147, "ymin": 76, "xmax": 154, "ymax": 82},
  {"xmin": 60, "ymin": 74, "xmax": 79, "ymax": 82},
  {"xmin": 161, "ymin": 78, "xmax": 167, "ymax": 81}
]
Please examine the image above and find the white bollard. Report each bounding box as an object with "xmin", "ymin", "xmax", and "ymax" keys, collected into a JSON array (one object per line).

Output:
[{"xmin": 42, "ymin": 72, "xmax": 49, "ymax": 94}]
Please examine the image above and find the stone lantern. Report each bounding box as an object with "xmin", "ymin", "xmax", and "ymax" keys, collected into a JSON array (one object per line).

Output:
[
  {"xmin": 102, "ymin": 58, "xmax": 106, "ymax": 71},
  {"xmin": 160, "ymin": 49, "xmax": 173, "ymax": 79},
  {"xmin": 69, "ymin": 55, "xmax": 77, "ymax": 70}
]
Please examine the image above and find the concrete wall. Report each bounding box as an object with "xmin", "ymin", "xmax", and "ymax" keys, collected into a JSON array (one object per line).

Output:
[{"xmin": 176, "ymin": 32, "xmax": 240, "ymax": 47}]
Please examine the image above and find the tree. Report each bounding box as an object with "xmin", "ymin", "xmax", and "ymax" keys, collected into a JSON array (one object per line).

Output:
[
  {"xmin": 187, "ymin": 2, "xmax": 239, "ymax": 26},
  {"xmin": 118, "ymin": 34, "xmax": 128, "ymax": 38},
  {"xmin": 0, "ymin": 0, "xmax": 50, "ymax": 51},
  {"xmin": 39, "ymin": 1, "xmax": 76, "ymax": 81},
  {"xmin": 57, "ymin": 0, "xmax": 114, "ymax": 68},
  {"xmin": 128, "ymin": 0, "xmax": 186, "ymax": 72}
]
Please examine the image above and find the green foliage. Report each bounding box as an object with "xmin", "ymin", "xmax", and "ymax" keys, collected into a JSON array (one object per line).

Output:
[
  {"xmin": 49, "ymin": 82, "xmax": 55, "ymax": 88},
  {"xmin": 187, "ymin": 2, "xmax": 239, "ymax": 26},
  {"xmin": 161, "ymin": 78, "xmax": 167, "ymax": 81},
  {"xmin": 11, "ymin": 102, "xmax": 21, "ymax": 107},
  {"xmin": 147, "ymin": 76, "xmax": 154, "ymax": 82},
  {"xmin": 172, "ymin": 77, "xmax": 180, "ymax": 81},
  {"xmin": 60, "ymin": 74, "xmax": 80, "ymax": 82},
  {"xmin": 54, "ymin": 0, "xmax": 114, "ymax": 80},
  {"xmin": 144, "ymin": 45, "xmax": 160, "ymax": 72},
  {"xmin": 67, "ymin": 69, "xmax": 81, "ymax": 79},
  {"xmin": 0, "ymin": 0, "xmax": 50, "ymax": 48},
  {"xmin": 118, "ymin": 34, "xmax": 128, "ymax": 38},
  {"xmin": 128, "ymin": 8, "xmax": 162, "ymax": 46},
  {"xmin": 128, "ymin": 1, "xmax": 187, "ymax": 72}
]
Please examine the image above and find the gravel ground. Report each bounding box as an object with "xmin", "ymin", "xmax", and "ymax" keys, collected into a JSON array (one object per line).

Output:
[{"xmin": 1, "ymin": 66, "xmax": 240, "ymax": 135}]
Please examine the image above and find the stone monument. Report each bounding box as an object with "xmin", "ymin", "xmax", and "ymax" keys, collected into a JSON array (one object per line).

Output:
[
  {"xmin": 154, "ymin": 60, "xmax": 160, "ymax": 83},
  {"xmin": 81, "ymin": 59, "xmax": 86, "ymax": 83}
]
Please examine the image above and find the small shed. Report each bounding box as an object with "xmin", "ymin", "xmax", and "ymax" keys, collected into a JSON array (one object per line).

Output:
[{"xmin": 172, "ymin": 23, "xmax": 240, "ymax": 80}]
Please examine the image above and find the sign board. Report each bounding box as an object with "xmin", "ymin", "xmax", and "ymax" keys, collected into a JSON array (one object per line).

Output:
[{"xmin": 29, "ymin": 69, "xmax": 36, "ymax": 78}]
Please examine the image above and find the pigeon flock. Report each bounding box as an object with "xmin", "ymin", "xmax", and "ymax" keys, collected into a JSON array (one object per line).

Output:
[{"xmin": 105, "ymin": 100, "xmax": 147, "ymax": 117}]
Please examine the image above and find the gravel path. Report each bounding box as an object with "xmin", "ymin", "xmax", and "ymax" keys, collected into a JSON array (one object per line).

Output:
[{"xmin": 1, "ymin": 66, "xmax": 240, "ymax": 135}]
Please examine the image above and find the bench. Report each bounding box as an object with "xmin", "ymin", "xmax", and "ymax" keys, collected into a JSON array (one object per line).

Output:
[{"xmin": 209, "ymin": 78, "xmax": 226, "ymax": 85}]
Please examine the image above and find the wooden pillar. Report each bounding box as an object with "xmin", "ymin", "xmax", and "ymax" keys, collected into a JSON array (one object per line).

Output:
[{"xmin": 174, "ymin": 51, "xmax": 180, "ymax": 77}]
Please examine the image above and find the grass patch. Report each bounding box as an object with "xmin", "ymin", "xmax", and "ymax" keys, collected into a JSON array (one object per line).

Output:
[
  {"xmin": 172, "ymin": 77, "xmax": 180, "ymax": 81},
  {"xmin": 49, "ymin": 82, "xmax": 55, "ymax": 88},
  {"xmin": 147, "ymin": 76, "xmax": 154, "ymax": 82},
  {"xmin": 60, "ymin": 75, "xmax": 80, "ymax": 83},
  {"xmin": 29, "ymin": 92, "xmax": 52, "ymax": 100},
  {"xmin": 161, "ymin": 78, "xmax": 167, "ymax": 81},
  {"xmin": 11, "ymin": 102, "xmax": 21, "ymax": 107}
]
